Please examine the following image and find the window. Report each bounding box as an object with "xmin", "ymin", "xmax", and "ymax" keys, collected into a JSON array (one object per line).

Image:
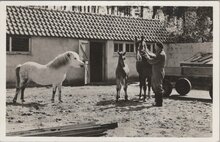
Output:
[
  {"xmin": 6, "ymin": 36, "xmax": 30, "ymax": 53},
  {"xmin": 91, "ymin": 6, "xmax": 96, "ymax": 13},
  {"xmin": 114, "ymin": 42, "xmax": 135, "ymax": 54},
  {"xmin": 83, "ymin": 6, "xmax": 86, "ymax": 12},
  {"xmin": 79, "ymin": 6, "xmax": 82, "ymax": 12},
  {"xmin": 72, "ymin": 6, "xmax": 75, "ymax": 11},
  {"xmin": 111, "ymin": 6, "xmax": 115, "ymax": 15},
  {"xmin": 114, "ymin": 43, "xmax": 123, "ymax": 52},
  {"xmin": 124, "ymin": 7, "xmax": 131, "ymax": 17},
  {"xmin": 88, "ymin": 6, "xmax": 90, "ymax": 13},
  {"xmin": 125, "ymin": 43, "xmax": 134, "ymax": 52}
]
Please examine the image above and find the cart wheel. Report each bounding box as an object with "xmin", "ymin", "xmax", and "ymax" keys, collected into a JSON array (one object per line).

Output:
[
  {"xmin": 175, "ymin": 78, "xmax": 191, "ymax": 95},
  {"xmin": 163, "ymin": 79, "xmax": 173, "ymax": 97},
  {"xmin": 209, "ymin": 84, "xmax": 212, "ymax": 99}
]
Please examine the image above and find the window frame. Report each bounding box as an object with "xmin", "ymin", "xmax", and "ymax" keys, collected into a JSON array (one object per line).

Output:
[
  {"xmin": 113, "ymin": 41, "xmax": 135, "ymax": 56},
  {"xmin": 91, "ymin": 6, "xmax": 96, "ymax": 13},
  {"xmin": 114, "ymin": 42, "xmax": 124, "ymax": 53},
  {"xmin": 6, "ymin": 35, "xmax": 31, "ymax": 55},
  {"xmin": 125, "ymin": 43, "xmax": 135, "ymax": 53}
]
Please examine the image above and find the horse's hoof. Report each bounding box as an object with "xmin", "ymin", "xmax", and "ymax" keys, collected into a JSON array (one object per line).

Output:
[
  {"xmin": 12, "ymin": 99, "xmax": 16, "ymax": 104},
  {"xmin": 116, "ymin": 99, "xmax": 119, "ymax": 103},
  {"xmin": 138, "ymin": 94, "xmax": 142, "ymax": 99},
  {"xmin": 125, "ymin": 96, "xmax": 128, "ymax": 101},
  {"xmin": 116, "ymin": 95, "xmax": 120, "ymax": 100},
  {"xmin": 59, "ymin": 100, "xmax": 63, "ymax": 103},
  {"xmin": 21, "ymin": 99, "xmax": 25, "ymax": 102},
  {"xmin": 51, "ymin": 99, "xmax": 55, "ymax": 103}
]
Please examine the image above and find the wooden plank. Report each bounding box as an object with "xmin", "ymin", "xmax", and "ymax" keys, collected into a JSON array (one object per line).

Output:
[
  {"xmin": 7, "ymin": 122, "xmax": 96, "ymax": 136},
  {"xmin": 182, "ymin": 66, "xmax": 213, "ymax": 77},
  {"xmin": 56, "ymin": 129, "xmax": 107, "ymax": 137},
  {"xmin": 201, "ymin": 58, "xmax": 212, "ymax": 64},
  {"xmin": 24, "ymin": 128, "xmax": 106, "ymax": 137},
  {"xmin": 23, "ymin": 123, "xmax": 117, "ymax": 136},
  {"xmin": 7, "ymin": 122, "xmax": 118, "ymax": 137},
  {"xmin": 191, "ymin": 54, "xmax": 203, "ymax": 62},
  {"xmin": 197, "ymin": 54, "xmax": 212, "ymax": 62},
  {"xmin": 183, "ymin": 52, "xmax": 202, "ymax": 62},
  {"xmin": 180, "ymin": 62, "xmax": 213, "ymax": 67}
]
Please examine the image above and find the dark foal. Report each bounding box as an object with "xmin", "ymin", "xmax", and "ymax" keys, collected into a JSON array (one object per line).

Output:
[{"xmin": 115, "ymin": 51, "xmax": 129, "ymax": 102}]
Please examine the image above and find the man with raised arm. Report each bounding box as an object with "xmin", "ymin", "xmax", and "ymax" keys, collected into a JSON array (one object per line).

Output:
[{"xmin": 141, "ymin": 42, "xmax": 166, "ymax": 107}]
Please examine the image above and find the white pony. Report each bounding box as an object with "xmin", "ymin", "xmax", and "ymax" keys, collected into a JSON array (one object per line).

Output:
[{"xmin": 13, "ymin": 51, "xmax": 84, "ymax": 103}]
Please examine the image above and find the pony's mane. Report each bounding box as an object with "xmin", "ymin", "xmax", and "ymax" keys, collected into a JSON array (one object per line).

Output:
[{"xmin": 47, "ymin": 52, "xmax": 71, "ymax": 69}]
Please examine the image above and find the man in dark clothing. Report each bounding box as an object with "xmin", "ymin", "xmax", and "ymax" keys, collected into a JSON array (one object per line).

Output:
[{"xmin": 141, "ymin": 42, "xmax": 166, "ymax": 107}]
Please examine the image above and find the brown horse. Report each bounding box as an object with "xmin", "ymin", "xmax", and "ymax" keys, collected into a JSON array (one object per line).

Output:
[
  {"xmin": 135, "ymin": 37, "xmax": 152, "ymax": 101},
  {"xmin": 115, "ymin": 51, "xmax": 129, "ymax": 102}
]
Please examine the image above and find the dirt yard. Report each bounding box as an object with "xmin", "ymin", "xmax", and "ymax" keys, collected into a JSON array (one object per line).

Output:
[{"xmin": 6, "ymin": 83, "xmax": 212, "ymax": 137}]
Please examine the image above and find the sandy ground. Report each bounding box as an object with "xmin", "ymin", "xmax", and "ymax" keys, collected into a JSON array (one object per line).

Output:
[{"xmin": 6, "ymin": 83, "xmax": 212, "ymax": 137}]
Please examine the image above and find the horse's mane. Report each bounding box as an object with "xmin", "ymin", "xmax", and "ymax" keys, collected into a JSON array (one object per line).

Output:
[{"xmin": 47, "ymin": 52, "xmax": 71, "ymax": 69}]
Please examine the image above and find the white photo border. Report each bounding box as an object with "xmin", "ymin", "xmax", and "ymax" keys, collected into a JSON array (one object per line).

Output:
[{"xmin": 0, "ymin": 1, "xmax": 219, "ymax": 142}]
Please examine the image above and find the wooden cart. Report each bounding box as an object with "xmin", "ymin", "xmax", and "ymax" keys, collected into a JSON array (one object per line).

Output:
[{"xmin": 175, "ymin": 52, "xmax": 213, "ymax": 99}]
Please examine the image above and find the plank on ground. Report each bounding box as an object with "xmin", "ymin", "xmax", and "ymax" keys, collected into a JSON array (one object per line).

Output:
[
  {"xmin": 7, "ymin": 122, "xmax": 118, "ymax": 137},
  {"xmin": 7, "ymin": 122, "xmax": 96, "ymax": 136}
]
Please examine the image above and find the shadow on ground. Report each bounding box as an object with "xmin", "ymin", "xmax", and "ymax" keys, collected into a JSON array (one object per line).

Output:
[
  {"xmin": 166, "ymin": 94, "xmax": 212, "ymax": 103},
  {"xmin": 96, "ymin": 98, "xmax": 154, "ymax": 112},
  {"xmin": 6, "ymin": 102, "xmax": 46, "ymax": 109},
  {"xmin": 96, "ymin": 98, "xmax": 143, "ymax": 107}
]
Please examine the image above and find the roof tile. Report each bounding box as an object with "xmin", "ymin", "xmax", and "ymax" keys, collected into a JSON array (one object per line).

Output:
[{"xmin": 7, "ymin": 6, "xmax": 169, "ymax": 42}]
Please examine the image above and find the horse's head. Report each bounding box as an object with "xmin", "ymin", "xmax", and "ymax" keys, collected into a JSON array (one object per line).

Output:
[
  {"xmin": 67, "ymin": 51, "xmax": 84, "ymax": 68},
  {"xmin": 117, "ymin": 51, "xmax": 126, "ymax": 67}
]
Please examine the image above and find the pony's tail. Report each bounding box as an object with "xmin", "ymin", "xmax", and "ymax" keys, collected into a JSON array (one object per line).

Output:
[{"xmin": 15, "ymin": 64, "xmax": 21, "ymax": 88}]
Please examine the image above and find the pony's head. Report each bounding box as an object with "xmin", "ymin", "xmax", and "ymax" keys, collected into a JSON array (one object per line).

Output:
[
  {"xmin": 117, "ymin": 51, "xmax": 126, "ymax": 67},
  {"xmin": 48, "ymin": 51, "xmax": 84, "ymax": 69},
  {"xmin": 66, "ymin": 51, "xmax": 85, "ymax": 68}
]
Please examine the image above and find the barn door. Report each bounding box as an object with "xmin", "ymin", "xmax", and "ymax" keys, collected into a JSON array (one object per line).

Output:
[{"xmin": 79, "ymin": 40, "xmax": 90, "ymax": 84}]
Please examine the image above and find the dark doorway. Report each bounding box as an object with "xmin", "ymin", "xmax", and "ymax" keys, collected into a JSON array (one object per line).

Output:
[{"xmin": 90, "ymin": 42, "xmax": 104, "ymax": 82}]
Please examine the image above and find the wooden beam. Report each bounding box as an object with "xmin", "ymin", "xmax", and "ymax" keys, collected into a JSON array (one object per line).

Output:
[
  {"xmin": 181, "ymin": 66, "xmax": 212, "ymax": 77},
  {"xmin": 7, "ymin": 122, "xmax": 118, "ymax": 137},
  {"xmin": 7, "ymin": 122, "xmax": 96, "ymax": 136},
  {"xmin": 180, "ymin": 62, "xmax": 213, "ymax": 67}
]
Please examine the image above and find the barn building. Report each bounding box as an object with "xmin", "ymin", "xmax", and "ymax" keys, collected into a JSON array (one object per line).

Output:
[{"xmin": 6, "ymin": 6, "xmax": 169, "ymax": 87}]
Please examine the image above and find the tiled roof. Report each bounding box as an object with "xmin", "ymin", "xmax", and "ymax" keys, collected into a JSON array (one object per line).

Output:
[{"xmin": 6, "ymin": 6, "xmax": 169, "ymax": 42}]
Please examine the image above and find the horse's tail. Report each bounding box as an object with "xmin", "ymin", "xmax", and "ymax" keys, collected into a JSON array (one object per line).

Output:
[{"xmin": 15, "ymin": 64, "xmax": 21, "ymax": 88}]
